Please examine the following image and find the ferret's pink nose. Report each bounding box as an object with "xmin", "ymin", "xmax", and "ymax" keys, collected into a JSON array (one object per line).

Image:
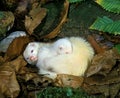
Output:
[{"xmin": 29, "ymin": 56, "xmax": 38, "ymax": 61}]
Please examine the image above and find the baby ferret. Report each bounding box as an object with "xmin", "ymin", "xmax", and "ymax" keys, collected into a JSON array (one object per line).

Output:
[
  {"xmin": 52, "ymin": 38, "xmax": 72, "ymax": 54},
  {"xmin": 37, "ymin": 37, "xmax": 94, "ymax": 79},
  {"xmin": 23, "ymin": 38, "xmax": 72, "ymax": 65}
]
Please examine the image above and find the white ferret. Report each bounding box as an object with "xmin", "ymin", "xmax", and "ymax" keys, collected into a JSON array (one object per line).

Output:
[
  {"xmin": 37, "ymin": 37, "xmax": 94, "ymax": 79},
  {"xmin": 23, "ymin": 38, "xmax": 72, "ymax": 65}
]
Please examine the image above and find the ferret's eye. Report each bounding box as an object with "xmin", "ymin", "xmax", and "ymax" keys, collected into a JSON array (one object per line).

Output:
[
  {"xmin": 26, "ymin": 57, "xmax": 29, "ymax": 60},
  {"xmin": 31, "ymin": 50, "xmax": 34, "ymax": 53}
]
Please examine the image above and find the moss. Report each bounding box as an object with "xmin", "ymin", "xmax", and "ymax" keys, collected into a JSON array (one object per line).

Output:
[{"xmin": 37, "ymin": 87, "xmax": 98, "ymax": 98}]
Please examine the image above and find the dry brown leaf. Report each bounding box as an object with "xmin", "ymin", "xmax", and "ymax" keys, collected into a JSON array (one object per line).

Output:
[
  {"xmin": 109, "ymin": 83, "xmax": 120, "ymax": 98},
  {"xmin": 28, "ymin": 91, "xmax": 37, "ymax": 98},
  {"xmin": 82, "ymin": 83, "xmax": 101, "ymax": 95},
  {"xmin": 17, "ymin": 72, "xmax": 53, "ymax": 92},
  {"xmin": 25, "ymin": 4, "xmax": 47, "ymax": 35},
  {"xmin": 18, "ymin": 70, "xmax": 53, "ymax": 85},
  {"xmin": 82, "ymin": 83, "xmax": 110, "ymax": 97},
  {"xmin": 15, "ymin": 0, "xmax": 28, "ymax": 14},
  {"xmin": 86, "ymin": 49, "xmax": 120, "ymax": 77},
  {"xmin": 0, "ymin": 65, "xmax": 20, "ymax": 97},
  {"xmin": 54, "ymin": 74, "xmax": 84, "ymax": 88},
  {"xmin": 0, "ymin": 56, "xmax": 5, "ymax": 65},
  {"xmin": 17, "ymin": 64, "xmax": 52, "ymax": 86},
  {"xmin": 82, "ymin": 49, "xmax": 120, "ymax": 97},
  {"xmin": 41, "ymin": 0, "xmax": 69, "ymax": 39},
  {"xmin": 18, "ymin": 66, "xmax": 38, "ymax": 75},
  {"xmin": 85, "ymin": 68, "xmax": 120, "ymax": 86},
  {"xmin": 83, "ymin": 76, "xmax": 120, "ymax": 97},
  {"xmin": 0, "ymin": 93, "xmax": 5, "ymax": 98},
  {"xmin": 10, "ymin": 55, "xmax": 27, "ymax": 73},
  {"xmin": 4, "ymin": 36, "xmax": 32, "ymax": 61},
  {"xmin": 32, "ymin": 76, "xmax": 53, "ymax": 87},
  {"xmin": 23, "ymin": 73, "xmax": 38, "ymax": 81}
]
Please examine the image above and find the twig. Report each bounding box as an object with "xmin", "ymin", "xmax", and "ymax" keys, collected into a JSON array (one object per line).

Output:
[{"xmin": 87, "ymin": 35, "xmax": 105, "ymax": 54}]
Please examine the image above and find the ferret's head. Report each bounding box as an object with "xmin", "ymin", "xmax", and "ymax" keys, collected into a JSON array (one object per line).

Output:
[
  {"xmin": 23, "ymin": 42, "xmax": 40, "ymax": 65},
  {"xmin": 53, "ymin": 38, "xmax": 73, "ymax": 55}
]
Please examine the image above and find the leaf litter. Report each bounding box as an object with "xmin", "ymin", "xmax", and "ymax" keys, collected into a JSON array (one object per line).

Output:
[
  {"xmin": 0, "ymin": 0, "xmax": 120, "ymax": 98},
  {"xmin": 83, "ymin": 48, "xmax": 120, "ymax": 97},
  {"xmin": 25, "ymin": 3, "xmax": 47, "ymax": 35}
]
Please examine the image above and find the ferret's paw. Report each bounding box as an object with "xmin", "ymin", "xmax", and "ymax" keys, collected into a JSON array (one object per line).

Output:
[
  {"xmin": 38, "ymin": 69, "xmax": 57, "ymax": 79},
  {"xmin": 46, "ymin": 74, "xmax": 57, "ymax": 79}
]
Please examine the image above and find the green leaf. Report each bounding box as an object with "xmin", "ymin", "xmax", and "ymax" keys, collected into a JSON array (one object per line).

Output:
[
  {"xmin": 68, "ymin": 0, "xmax": 84, "ymax": 3},
  {"xmin": 89, "ymin": 16, "xmax": 120, "ymax": 35},
  {"xmin": 95, "ymin": 0, "xmax": 120, "ymax": 13}
]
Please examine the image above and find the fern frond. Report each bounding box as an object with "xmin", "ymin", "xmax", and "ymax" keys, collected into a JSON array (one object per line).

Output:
[
  {"xmin": 95, "ymin": 0, "xmax": 120, "ymax": 14},
  {"xmin": 89, "ymin": 16, "xmax": 120, "ymax": 35}
]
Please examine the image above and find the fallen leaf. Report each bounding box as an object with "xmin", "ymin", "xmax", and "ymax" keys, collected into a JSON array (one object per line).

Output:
[
  {"xmin": 23, "ymin": 73, "xmax": 38, "ymax": 82},
  {"xmin": 41, "ymin": 0, "xmax": 69, "ymax": 39},
  {"xmin": 82, "ymin": 49, "xmax": 120, "ymax": 97},
  {"xmin": 0, "ymin": 93, "xmax": 5, "ymax": 98},
  {"xmin": 82, "ymin": 75, "xmax": 120, "ymax": 97},
  {"xmin": 10, "ymin": 55, "xmax": 27, "ymax": 73},
  {"xmin": 17, "ymin": 64, "xmax": 53, "ymax": 88},
  {"xmin": 0, "ymin": 56, "xmax": 5, "ymax": 65},
  {"xmin": 0, "ymin": 65, "xmax": 20, "ymax": 97},
  {"xmin": 54, "ymin": 74, "xmax": 84, "ymax": 88},
  {"xmin": 32, "ymin": 76, "xmax": 53, "ymax": 87},
  {"xmin": 82, "ymin": 83, "xmax": 110, "ymax": 96},
  {"xmin": 0, "ymin": 31, "xmax": 26, "ymax": 53},
  {"xmin": 17, "ymin": 73, "xmax": 53, "ymax": 92},
  {"xmin": 109, "ymin": 83, "xmax": 120, "ymax": 98},
  {"xmin": 18, "ymin": 65, "xmax": 38, "ymax": 76},
  {"xmin": 15, "ymin": 0, "xmax": 28, "ymax": 14},
  {"xmin": 86, "ymin": 49, "xmax": 120, "ymax": 77},
  {"xmin": 28, "ymin": 91, "xmax": 38, "ymax": 98},
  {"xmin": 4, "ymin": 36, "xmax": 32, "ymax": 61},
  {"xmin": 25, "ymin": 3, "xmax": 47, "ymax": 35}
]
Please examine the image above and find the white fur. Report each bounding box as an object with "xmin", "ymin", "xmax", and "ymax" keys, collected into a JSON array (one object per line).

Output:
[
  {"xmin": 23, "ymin": 37, "xmax": 94, "ymax": 79},
  {"xmin": 37, "ymin": 37, "xmax": 94, "ymax": 79},
  {"xmin": 23, "ymin": 42, "xmax": 48, "ymax": 65},
  {"xmin": 52, "ymin": 38, "xmax": 72, "ymax": 54},
  {"xmin": 36, "ymin": 45, "xmax": 57, "ymax": 68},
  {"xmin": 23, "ymin": 38, "xmax": 72, "ymax": 65},
  {"xmin": 36, "ymin": 38, "xmax": 73, "ymax": 70}
]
